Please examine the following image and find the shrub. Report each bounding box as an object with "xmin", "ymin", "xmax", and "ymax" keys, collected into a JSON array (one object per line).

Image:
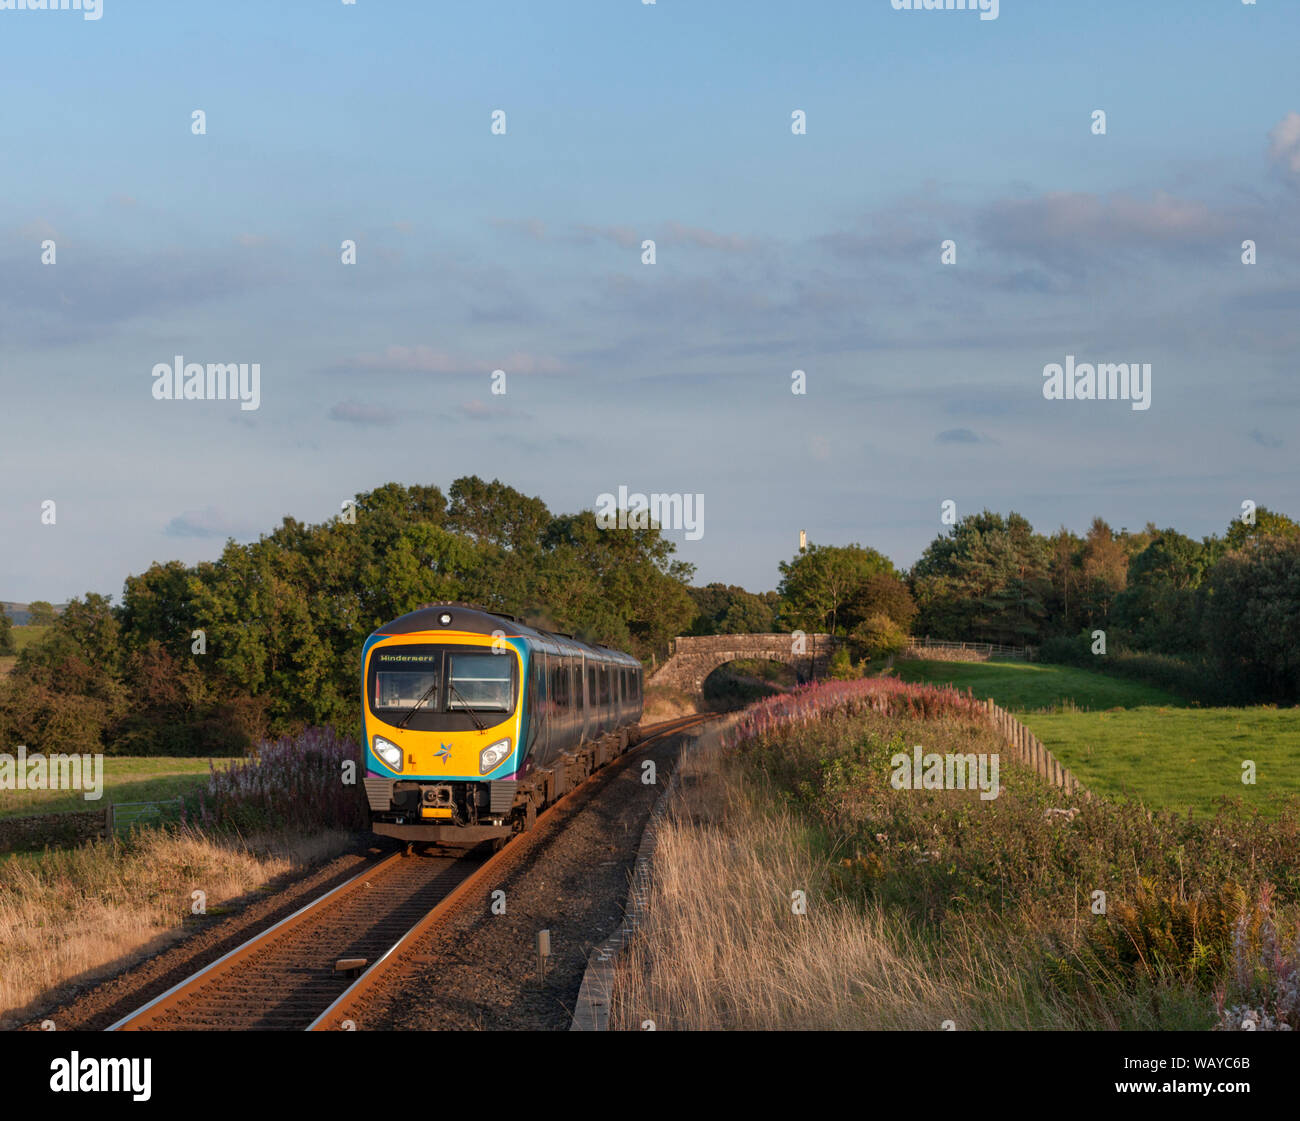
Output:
[
  {"xmin": 849, "ymin": 612, "xmax": 909, "ymax": 661},
  {"xmin": 725, "ymin": 680, "xmax": 1300, "ymax": 1013},
  {"xmin": 827, "ymin": 646, "xmax": 860, "ymax": 680},
  {"xmin": 185, "ymin": 726, "xmax": 367, "ymax": 833},
  {"xmin": 1215, "ymin": 884, "xmax": 1300, "ymax": 1030}
]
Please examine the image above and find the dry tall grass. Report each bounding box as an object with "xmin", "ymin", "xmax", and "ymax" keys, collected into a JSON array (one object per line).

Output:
[
  {"xmin": 641, "ymin": 684, "xmax": 704, "ymax": 721},
  {"xmin": 611, "ymin": 731, "xmax": 1178, "ymax": 1030},
  {"xmin": 0, "ymin": 827, "xmax": 352, "ymax": 1024}
]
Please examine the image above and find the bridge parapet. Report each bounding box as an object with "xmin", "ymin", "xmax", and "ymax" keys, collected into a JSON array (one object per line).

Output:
[{"xmin": 650, "ymin": 632, "xmax": 840, "ymax": 692}]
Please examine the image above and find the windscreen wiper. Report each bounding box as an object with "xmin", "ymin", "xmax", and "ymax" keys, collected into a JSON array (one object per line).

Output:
[
  {"xmin": 396, "ymin": 677, "xmax": 441, "ymax": 730},
  {"xmin": 447, "ymin": 681, "xmax": 487, "ymax": 731}
]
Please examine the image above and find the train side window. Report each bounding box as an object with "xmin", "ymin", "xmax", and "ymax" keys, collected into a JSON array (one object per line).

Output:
[
  {"xmin": 588, "ymin": 666, "xmax": 596, "ymax": 705},
  {"xmin": 527, "ymin": 661, "xmax": 541, "ymax": 750}
]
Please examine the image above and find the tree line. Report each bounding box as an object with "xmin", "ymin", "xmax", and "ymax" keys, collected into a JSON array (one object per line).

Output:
[
  {"xmin": 0, "ymin": 478, "xmax": 698, "ymax": 754},
  {"xmin": 3, "ymin": 486, "xmax": 1295, "ymax": 757},
  {"xmin": 769, "ymin": 507, "xmax": 1300, "ymax": 703}
]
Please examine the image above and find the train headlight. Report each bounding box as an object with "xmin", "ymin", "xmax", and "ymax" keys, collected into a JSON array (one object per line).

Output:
[
  {"xmin": 373, "ymin": 736, "xmax": 403, "ymax": 772},
  {"xmin": 479, "ymin": 739, "xmax": 511, "ymax": 774}
]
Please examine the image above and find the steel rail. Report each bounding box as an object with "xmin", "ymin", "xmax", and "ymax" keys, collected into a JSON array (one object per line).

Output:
[
  {"xmin": 105, "ymin": 713, "xmax": 716, "ymax": 1032},
  {"xmin": 306, "ymin": 712, "xmax": 718, "ymax": 1030}
]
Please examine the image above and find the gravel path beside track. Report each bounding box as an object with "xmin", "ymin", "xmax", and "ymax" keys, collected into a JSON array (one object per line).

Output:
[{"xmin": 348, "ymin": 726, "xmax": 702, "ymax": 1030}]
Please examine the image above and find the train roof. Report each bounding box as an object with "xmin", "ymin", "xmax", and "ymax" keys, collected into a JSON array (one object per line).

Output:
[{"xmin": 373, "ymin": 603, "xmax": 641, "ymax": 666}]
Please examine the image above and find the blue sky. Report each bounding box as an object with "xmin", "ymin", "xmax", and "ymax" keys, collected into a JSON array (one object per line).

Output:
[{"xmin": 2, "ymin": 0, "xmax": 1298, "ymax": 602}]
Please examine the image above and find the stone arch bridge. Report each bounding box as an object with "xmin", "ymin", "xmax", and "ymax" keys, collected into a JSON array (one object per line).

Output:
[{"xmin": 648, "ymin": 633, "xmax": 841, "ymax": 693}]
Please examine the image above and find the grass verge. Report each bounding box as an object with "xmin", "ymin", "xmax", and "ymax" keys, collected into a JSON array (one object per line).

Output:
[
  {"xmin": 0, "ymin": 827, "xmax": 354, "ymax": 1023},
  {"xmin": 611, "ymin": 679, "xmax": 1299, "ymax": 1031}
]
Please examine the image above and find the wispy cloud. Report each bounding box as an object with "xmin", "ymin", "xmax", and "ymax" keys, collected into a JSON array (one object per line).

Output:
[
  {"xmin": 329, "ymin": 400, "xmax": 396, "ymax": 426},
  {"xmin": 571, "ymin": 223, "xmax": 641, "ymax": 249},
  {"xmin": 1268, "ymin": 111, "xmax": 1300, "ymax": 178},
  {"xmin": 332, "ymin": 344, "xmax": 566, "ymax": 377},
  {"xmin": 490, "ymin": 216, "xmax": 547, "ymax": 241},
  {"xmin": 935, "ymin": 427, "xmax": 985, "ymax": 444},
  {"xmin": 663, "ymin": 221, "xmax": 754, "ymax": 252},
  {"xmin": 163, "ymin": 507, "xmax": 256, "ymax": 540},
  {"xmin": 979, "ymin": 191, "xmax": 1228, "ymax": 263}
]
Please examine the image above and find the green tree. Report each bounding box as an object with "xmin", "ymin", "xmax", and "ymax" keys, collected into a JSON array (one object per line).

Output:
[
  {"xmin": 778, "ymin": 543, "xmax": 897, "ymax": 636},
  {"xmin": 842, "ymin": 572, "xmax": 917, "ymax": 635},
  {"xmin": 0, "ymin": 604, "xmax": 12, "ymax": 655},
  {"xmin": 1111, "ymin": 530, "xmax": 1208, "ymax": 653},
  {"xmin": 2, "ymin": 595, "xmax": 128, "ymax": 753},
  {"xmin": 1045, "ymin": 527, "xmax": 1084, "ymax": 637},
  {"xmin": 827, "ymin": 645, "xmax": 860, "ymax": 680},
  {"xmin": 1223, "ymin": 506, "xmax": 1300, "ymax": 551},
  {"xmin": 120, "ymin": 560, "xmax": 201, "ymax": 657},
  {"xmin": 4, "ymin": 479, "xmax": 706, "ymax": 745},
  {"xmin": 1079, "ymin": 518, "xmax": 1128, "ymax": 626},
  {"xmin": 446, "ymin": 476, "xmax": 548, "ymax": 552},
  {"xmin": 849, "ymin": 613, "xmax": 909, "ymax": 661},
  {"xmin": 1203, "ymin": 533, "xmax": 1300, "ymax": 701},
  {"xmin": 26, "ymin": 600, "xmax": 56, "ymax": 627},
  {"xmin": 687, "ymin": 584, "xmax": 775, "ymax": 635},
  {"xmin": 910, "ymin": 512, "xmax": 1050, "ymax": 643},
  {"xmin": 541, "ymin": 509, "xmax": 696, "ymax": 658}
]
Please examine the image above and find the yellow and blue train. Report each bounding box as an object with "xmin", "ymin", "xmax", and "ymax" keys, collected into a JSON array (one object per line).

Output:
[{"xmin": 361, "ymin": 603, "xmax": 643, "ymax": 843}]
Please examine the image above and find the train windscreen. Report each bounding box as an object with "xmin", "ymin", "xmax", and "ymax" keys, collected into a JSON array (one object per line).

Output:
[{"xmin": 448, "ymin": 653, "xmax": 515, "ymax": 712}]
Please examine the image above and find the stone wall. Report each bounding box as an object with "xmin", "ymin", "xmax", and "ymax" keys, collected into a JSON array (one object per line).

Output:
[
  {"xmin": 0, "ymin": 809, "xmax": 105, "ymax": 853},
  {"xmin": 649, "ymin": 633, "xmax": 840, "ymax": 692},
  {"xmin": 897, "ymin": 646, "xmax": 991, "ymax": 663}
]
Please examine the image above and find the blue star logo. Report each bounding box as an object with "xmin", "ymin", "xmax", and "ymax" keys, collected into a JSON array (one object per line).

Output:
[{"xmin": 435, "ymin": 743, "xmax": 452, "ymax": 764}]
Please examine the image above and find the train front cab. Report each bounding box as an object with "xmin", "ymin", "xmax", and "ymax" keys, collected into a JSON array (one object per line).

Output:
[{"xmin": 362, "ymin": 627, "xmax": 527, "ymax": 843}]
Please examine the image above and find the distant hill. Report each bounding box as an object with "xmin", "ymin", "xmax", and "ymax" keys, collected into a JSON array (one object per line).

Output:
[{"xmin": 0, "ymin": 602, "xmax": 67, "ymax": 626}]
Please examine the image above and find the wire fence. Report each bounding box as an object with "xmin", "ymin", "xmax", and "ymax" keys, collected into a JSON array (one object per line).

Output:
[{"xmin": 901, "ymin": 636, "xmax": 1033, "ymax": 661}]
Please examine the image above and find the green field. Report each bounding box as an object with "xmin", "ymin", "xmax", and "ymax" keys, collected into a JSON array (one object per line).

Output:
[
  {"xmin": 1028, "ymin": 707, "xmax": 1300, "ymax": 815},
  {"xmin": 894, "ymin": 659, "xmax": 1299, "ymax": 816},
  {"xmin": 0, "ymin": 757, "xmax": 230, "ymax": 819},
  {"xmin": 1, "ymin": 626, "xmax": 50, "ymax": 677},
  {"xmin": 893, "ymin": 657, "xmax": 1182, "ymax": 711},
  {"xmin": 10, "ymin": 625, "xmax": 50, "ymax": 652}
]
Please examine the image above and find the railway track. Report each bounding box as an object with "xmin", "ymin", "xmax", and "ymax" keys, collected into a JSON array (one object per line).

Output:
[{"xmin": 108, "ymin": 712, "xmax": 716, "ymax": 1032}]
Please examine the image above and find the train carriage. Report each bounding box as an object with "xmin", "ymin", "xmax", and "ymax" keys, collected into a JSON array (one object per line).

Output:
[{"xmin": 361, "ymin": 603, "xmax": 643, "ymax": 843}]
